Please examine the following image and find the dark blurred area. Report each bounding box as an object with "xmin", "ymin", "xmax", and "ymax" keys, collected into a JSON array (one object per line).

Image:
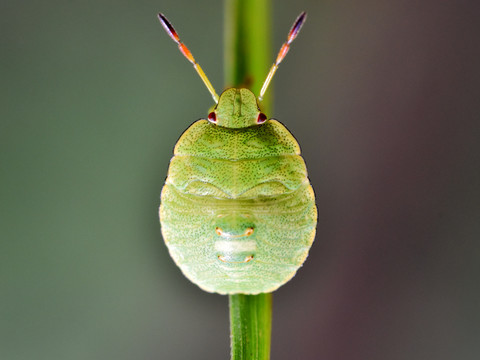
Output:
[{"xmin": 1, "ymin": 0, "xmax": 479, "ymax": 359}]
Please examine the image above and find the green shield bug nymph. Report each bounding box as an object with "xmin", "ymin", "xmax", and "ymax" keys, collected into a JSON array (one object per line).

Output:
[{"xmin": 158, "ymin": 12, "xmax": 317, "ymax": 295}]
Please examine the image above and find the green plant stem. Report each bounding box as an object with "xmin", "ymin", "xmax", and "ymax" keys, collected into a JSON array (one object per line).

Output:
[
  {"xmin": 229, "ymin": 293, "xmax": 272, "ymax": 360},
  {"xmin": 224, "ymin": 0, "xmax": 272, "ymax": 113},
  {"xmin": 224, "ymin": 1, "xmax": 273, "ymax": 360}
]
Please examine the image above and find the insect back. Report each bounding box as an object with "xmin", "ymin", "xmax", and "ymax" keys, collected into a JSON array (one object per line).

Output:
[{"xmin": 158, "ymin": 12, "xmax": 317, "ymax": 294}]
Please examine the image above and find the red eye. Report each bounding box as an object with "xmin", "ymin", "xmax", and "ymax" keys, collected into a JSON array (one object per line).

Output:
[
  {"xmin": 208, "ymin": 112, "xmax": 217, "ymax": 123},
  {"xmin": 257, "ymin": 112, "xmax": 267, "ymax": 124}
]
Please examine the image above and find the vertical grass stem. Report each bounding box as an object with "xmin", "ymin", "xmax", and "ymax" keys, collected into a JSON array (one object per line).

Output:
[{"xmin": 224, "ymin": 1, "xmax": 273, "ymax": 359}]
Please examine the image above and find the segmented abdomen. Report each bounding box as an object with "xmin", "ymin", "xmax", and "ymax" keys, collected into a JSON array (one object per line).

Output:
[{"xmin": 159, "ymin": 120, "xmax": 317, "ymax": 294}]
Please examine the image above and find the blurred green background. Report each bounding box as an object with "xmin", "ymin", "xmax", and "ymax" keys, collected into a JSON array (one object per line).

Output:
[{"xmin": 1, "ymin": 0, "xmax": 479, "ymax": 359}]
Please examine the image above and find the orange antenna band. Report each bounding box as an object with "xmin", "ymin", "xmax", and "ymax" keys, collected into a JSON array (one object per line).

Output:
[
  {"xmin": 158, "ymin": 13, "xmax": 219, "ymax": 103},
  {"xmin": 259, "ymin": 12, "xmax": 307, "ymax": 101}
]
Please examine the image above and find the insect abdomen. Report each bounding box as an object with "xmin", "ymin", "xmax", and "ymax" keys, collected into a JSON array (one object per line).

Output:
[
  {"xmin": 159, "ymin": 120, "xmax": 317, "ymax": 294},
  {"xmin": 160, "ymin": 183, "xmax": 315, "ymax": 294}
]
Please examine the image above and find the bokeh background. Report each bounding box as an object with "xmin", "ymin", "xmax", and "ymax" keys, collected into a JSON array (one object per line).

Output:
[{"xmin": 2, "ymin": 0, "xmax": 480, "ymax": 359}]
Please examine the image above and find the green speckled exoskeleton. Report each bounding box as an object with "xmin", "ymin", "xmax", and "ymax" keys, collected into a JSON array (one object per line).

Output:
[{"xmin": 158, "ymin": 12, "xmax": 317, "ymax": 295}]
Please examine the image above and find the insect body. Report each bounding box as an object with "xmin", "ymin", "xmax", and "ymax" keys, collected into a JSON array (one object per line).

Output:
[{"xmin": 158, "ymin": 12, "xmax": 316, "ymax": 294}]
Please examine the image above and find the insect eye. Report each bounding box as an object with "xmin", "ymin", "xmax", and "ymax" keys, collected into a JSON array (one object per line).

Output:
[
  {"xmin": 257, "ymin": 112, "xmax": 267, "ymax": 124},
  {"xmin": 208, "ymin": 111, "xmax": 217, "ymax": 123}
]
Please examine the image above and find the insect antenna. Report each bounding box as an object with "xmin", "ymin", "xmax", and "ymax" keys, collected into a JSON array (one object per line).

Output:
[
  {"xmin": 157, "ymin": 13, "xmax": 220, "ymax": 103},
  {"xmin": 258, "ymin": 12, "xmax": 307, "ymax": 101}
]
